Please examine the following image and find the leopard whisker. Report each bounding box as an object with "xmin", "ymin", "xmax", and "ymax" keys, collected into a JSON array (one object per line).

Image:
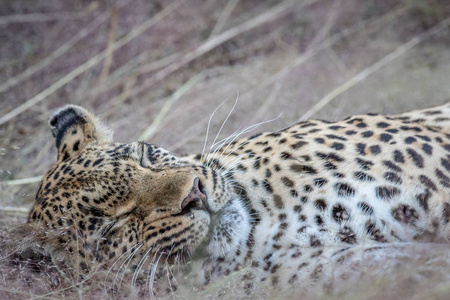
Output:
[
  {"xmin": 113, "ymin": 243, "xmax": 143, "ymax": 296},
  {"xmin": 204, "ymin": 93, "xmax": 239, "ymax": 167},
  {"xmin": 206, "ymin": 126, "xmax": 242, "ymax": 168},
  {"xmin": 209, "ymin": 125, "xmax": 242, "ymax": 151},
  {"xmin": 149, "ymin": 249, "xmax": 165, "ymax": 298},
  {"xmin": 164, "ymin": 245, "xmax": 177, "ymax": 296},
  {"xmin": 104, "ymin": 243, "xmax": 140, "ymax": 294},
  {"xmin": 214, "ymin": 137, "xmax": 261, "ymax": 171},
  {"xmin": 131, "ymin": 246, "xmax": 153, "ymax": 288},
  {"xmin": 180, "ymin": 246, "xmax": 189, "ymax": 270},
  {"xmin": 216, "ymin": 152, "xmax": 255, "ymax": 172},
  {"xmin": 219, "ymin": 155, "xmax": 262, "ymax": 174},
  {"xmin": 146, "ymin": 246, "xmax": 160, "ymax": 299},
  {"xmin": 212, "ymin": 130, "xmax": 252, "ymax": 165},
  {"xmin": 214, "ymin": 114, "xmax": 282, "ymax": 164},
  {"xmin": 215, "ymin": 141, "xmax": 253, "ymax": 170},
  {"xmin": 186, "ymin": 247, "xmax": 194, "ymax": 265},
  {"xmin": 200, "ymin": 97, "xmax": 231, "ymax": 164}
]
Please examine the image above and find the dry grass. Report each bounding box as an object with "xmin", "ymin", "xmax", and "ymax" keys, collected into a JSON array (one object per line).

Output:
[{"xmin": 1, "ymin": 0, "xmax": 450, "ymax": 298}]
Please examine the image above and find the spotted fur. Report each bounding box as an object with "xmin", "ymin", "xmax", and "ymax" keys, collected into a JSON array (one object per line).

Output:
[{"xmin": 25, "ymin": 103, "xmax": 450, "ymax": 294}]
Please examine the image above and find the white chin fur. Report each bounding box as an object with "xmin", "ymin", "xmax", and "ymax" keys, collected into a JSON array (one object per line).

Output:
[{"xmin": 207, "ymin": 199, "xmax": 250, "ymax": 259}]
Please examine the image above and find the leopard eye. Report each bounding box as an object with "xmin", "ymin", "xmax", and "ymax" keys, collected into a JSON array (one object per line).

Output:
[
  {"xmin": 116, "ymin": 209, "xmax": 134, "ymax": 219},
  {"xmin": 115, "ymin": 204, "xmax": 137, "ymax": 219}
]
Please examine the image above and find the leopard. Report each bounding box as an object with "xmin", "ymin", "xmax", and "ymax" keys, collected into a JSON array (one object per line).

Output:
[{"xmin": 17, "ymin": 103, "xmax": 450, "ymax": 297}]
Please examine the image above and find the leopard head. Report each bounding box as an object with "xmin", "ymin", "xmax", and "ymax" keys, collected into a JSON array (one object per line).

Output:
[{"xmin": 27, "ymin": 105, "xmax": 250, "ymax": 270}]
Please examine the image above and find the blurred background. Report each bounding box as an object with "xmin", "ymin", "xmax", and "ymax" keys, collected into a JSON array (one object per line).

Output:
[{"xmin": 1, "ymin": 0, "xmax": 450, "ymax": 226}]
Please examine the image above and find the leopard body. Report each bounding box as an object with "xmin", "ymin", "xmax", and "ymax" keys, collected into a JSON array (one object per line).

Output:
[{"xmin": 25, "ymin": 103, "xmax": 450, "ymax": 295}]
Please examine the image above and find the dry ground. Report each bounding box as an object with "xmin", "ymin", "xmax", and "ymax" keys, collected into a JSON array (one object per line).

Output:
[{"xmin": 0, "ymin": 0, "xmax": 450, "ymax": 299}]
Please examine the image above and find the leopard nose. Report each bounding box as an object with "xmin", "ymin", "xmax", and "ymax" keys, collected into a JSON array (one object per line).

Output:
[{"xmin": 181, "ymin": 177, "xmax": 206, "ymax": 210}]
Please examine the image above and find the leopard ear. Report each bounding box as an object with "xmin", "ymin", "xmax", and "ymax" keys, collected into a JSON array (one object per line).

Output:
[{"xmin": 49, "ymin": 105, "xmax": 113, "ymax": 161}]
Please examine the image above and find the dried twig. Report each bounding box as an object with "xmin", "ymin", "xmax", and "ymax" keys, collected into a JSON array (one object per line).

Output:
[
  {"xmin": 0, "ymin": 2, "xmax": 181, "ymax": 126},
  {"xmin": 247, "ymin": 0, "xmax": 341, "ymax": 123},
  {"xmin": 208, "ymin": 0, "xmax": 240, "ymax": 38},
  {"xmin": 243, "ymin": 5, "xmax": 410, "ymax": 102},
  {"xmin": 84, "ymin": 51, "xmax": 181, "ymax": 104},
  {"xmin": 0, "ymin": 11, "xmax": 110, "ymax": 94},
  {"xmin": 0, "ymin": 2, "xmax": 99, "ymax": 25},
  {"xmin": 138, "ymin": 71, "xmax": 212, "ymax": 141},
  {"xmin": 109, "ymin": 0, "xmax": 312, "ymax": 104},
  {"xmin": 0, "ymin": 206, "xmax": 29, "ymax": 217},
  {"xmin": 306, "ymin": 0, "xmax": 340, "ymax": 50},
  {"xmin": 0, "ymin": 287, "xmax": 35, "ymax": 298},
  {"xmin": 0, "ymin": 11, "xmax": 89, "ymax": 25},
  {"xmin": 250, "ymin": 81, "xmax": 283, "ymax": 123},
  {"xmin": 170, "ymin": 5, "xmax": 410, "ymax": 150},
  {"xmin": 2, "ymin": 176, "xmax": 43, "ymax": 186},
  {"xmin": 298, "ymin": 15, "xmax": 450, "ymax": 121},
  {"xmin": 97, "ymin": 8, "xmax": 118, "ymax": 84},
  {"xmin": 29, "ymin": 264, "xmax": 101, "ymax": 300}
]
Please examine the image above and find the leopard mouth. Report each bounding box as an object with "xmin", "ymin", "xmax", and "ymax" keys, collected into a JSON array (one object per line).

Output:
[
  {"xmin": 189, "ymin": 197, "xmax": 251, "ymax": 260},
  {"xmin": 168, "ymin": 178, "xmax": 244, "ymax": 260}
]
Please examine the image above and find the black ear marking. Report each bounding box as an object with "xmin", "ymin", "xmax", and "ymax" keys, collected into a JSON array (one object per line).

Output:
[
  {"xmin": 49, "ymin": 107, "xmax": 88, "ymax": 149},
  {"xmin": 48, "ymin": 105, "xmax": 113, "ymax": 161}
]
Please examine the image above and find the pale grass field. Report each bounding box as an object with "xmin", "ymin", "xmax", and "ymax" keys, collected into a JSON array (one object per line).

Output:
[{"xmin": 0, "ymin": 0, "xmax": 450, "ymax": 299}]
